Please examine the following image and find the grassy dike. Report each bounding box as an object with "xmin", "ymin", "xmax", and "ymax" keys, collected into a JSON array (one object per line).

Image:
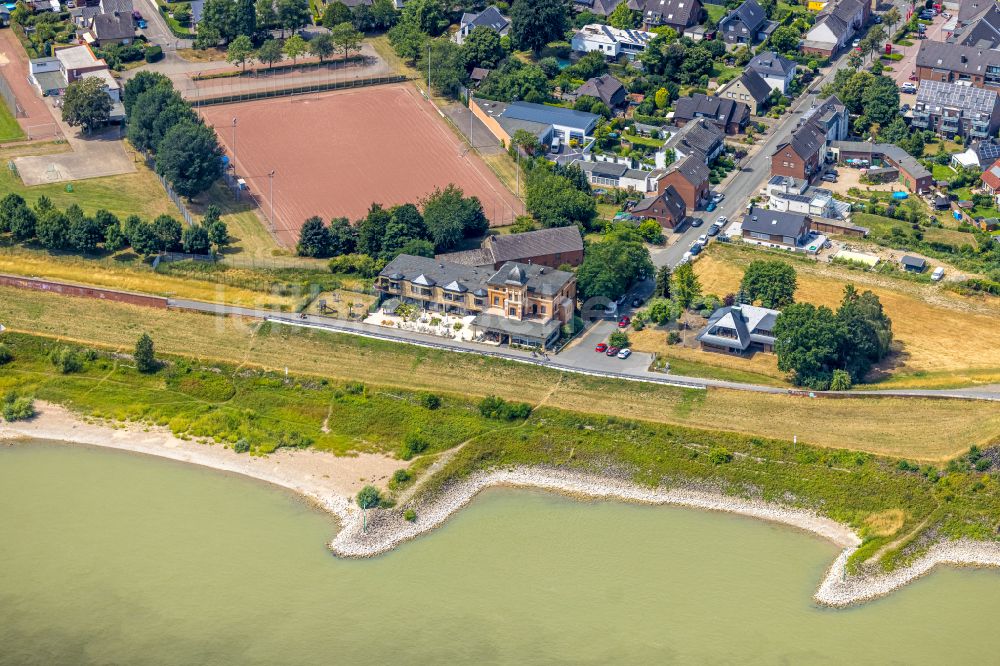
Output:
[{"xmin": 2, "ymin": 332, "xmax": 1000, "ymax": 573}]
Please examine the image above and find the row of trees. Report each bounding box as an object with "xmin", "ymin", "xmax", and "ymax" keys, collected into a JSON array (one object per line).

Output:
[
  {"xmin": 0, "ymin": 194, "xmax": 229, "ymax": 257},
  {"xmin": 124, "ymin": 72, "xmax": 224, "ymax": 199},
  {"xmin": 524, "ymin": 161, "xmax": 597, "ymax": 230},
  {"xmin": 821, "ymin": 69, "xmax": 900, "ymax": 136},
  {"xmin": 226, "ymin": 23, "xmax": 363, "ymax": 71},
  {"xmin": 197, "ymin": 0, "xmax": 308, "ymax": 47},
  {"xmin": 297, "ymin": 184, "xmax": 488, "ymax": 259}
]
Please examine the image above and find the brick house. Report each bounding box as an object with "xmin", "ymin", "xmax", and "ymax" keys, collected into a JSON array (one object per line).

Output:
[
  {"xmin": 437, "ymin": 226, "xmax": 585, "ymax": 269},
  {"xmin": 631, "ymin": 185, "xmax": 687, "ymax": 229},
  {"xmin": 673, "ymin": 93, "xmax": 750, "ymax": 134},
  {"xmin": 770, "ymin": 121, "xmax": 827, "ymax": 182},
  {"xmin": 654, "ymin": 154, "xmax": 710, "ymax": 210}
]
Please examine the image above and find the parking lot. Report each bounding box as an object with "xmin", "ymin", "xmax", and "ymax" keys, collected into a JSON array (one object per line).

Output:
[{"xmin": 889, "ymin": 11, "xmax": 949, "ymax": 88}]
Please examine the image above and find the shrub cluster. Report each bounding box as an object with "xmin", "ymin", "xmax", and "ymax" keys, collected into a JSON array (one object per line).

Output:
[{"xmin": 478, "ymin": 396, "xmax": 532, "ymax": 421}]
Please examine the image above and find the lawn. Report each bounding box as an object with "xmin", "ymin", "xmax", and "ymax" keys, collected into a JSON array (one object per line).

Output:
[
  {"xmin": 951, "ymin": 186, "xmax": 1000, "ymax": 219},
  {"xmin": 3, "ymin": 284, "xmax": 998, "ymax": 460},
  {"xmin": 931, "ymin": 163, "xmax": 956, "ymax": 181},
  {"xmin": 705, "ymin": 3, "xmax": 728, "ymax": 22},
  {"xmin": 0, "ymin": 98, "xmax": 25, "ymax": 142},
  {"xmin": 624, "ymin": 133, "xmax": 665, "ymax": 149},
  {"xmin": 693, "ymin": 243, "xmax": 1000, "ymax": 388}
]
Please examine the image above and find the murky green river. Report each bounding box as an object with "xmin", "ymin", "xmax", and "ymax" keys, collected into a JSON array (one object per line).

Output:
[{"xmin": 3, "ymin": 439, "xmax": 1000, "ymax": 665}]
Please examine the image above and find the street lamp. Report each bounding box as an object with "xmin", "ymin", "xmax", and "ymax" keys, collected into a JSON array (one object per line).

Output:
[
  {"xmin": 231, "ymin": 117, "xmax": 237, "ymax": 168},
  {"xmin": 269, "ymin": 170, "xmax": 276, "ymax": 231}
]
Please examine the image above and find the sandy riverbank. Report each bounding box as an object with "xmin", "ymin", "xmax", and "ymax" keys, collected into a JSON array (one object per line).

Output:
[
  {"xmin": 4, "ymin": 404, "xmax": 1000, "ymax": 606},
  {"xmin": 0, "ymin": 402, "xmax": 405, "ymax": 521}
]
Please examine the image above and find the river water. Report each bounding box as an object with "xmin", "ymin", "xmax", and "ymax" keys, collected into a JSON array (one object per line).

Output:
[{"xmin": 3, "ymin": 440, "xmax": 1000, "ymax": 665}]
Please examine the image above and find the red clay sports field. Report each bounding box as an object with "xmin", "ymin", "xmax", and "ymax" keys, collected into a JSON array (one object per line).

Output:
[{"xmin": 201, "ymin": 84, "xmax": 524, "ymax": 247}]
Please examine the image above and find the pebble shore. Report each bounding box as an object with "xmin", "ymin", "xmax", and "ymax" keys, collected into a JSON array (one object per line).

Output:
[{"xmin": 330, "ymin": 467, "xmax": 1000, "ymax": 607}]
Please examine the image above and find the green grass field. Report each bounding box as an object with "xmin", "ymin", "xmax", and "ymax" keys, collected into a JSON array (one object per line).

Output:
[{"xmin": 0, "ymin": 98, "xmax": 25, "ymax": 142}]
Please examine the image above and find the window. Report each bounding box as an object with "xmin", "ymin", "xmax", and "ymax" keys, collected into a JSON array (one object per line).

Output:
[
  {"xmin": 509, "ymin": 307, "xmax": 516, "ymax": 316},
  {"xmin": 493, "ymin": 296, "xmax": 500, "ymax": 306}
]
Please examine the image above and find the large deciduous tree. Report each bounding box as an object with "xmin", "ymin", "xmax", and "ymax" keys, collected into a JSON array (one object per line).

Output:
[
  {"xmin": 739, "ymin": 260, "xmax": 797, "ymax": 308},
  {"xmin": 61, "ymin": 78, "xmax": 111, "ymax": 133},
  {"xmin": 155, "ymin": 121, "xmax": 224, "ymax": 198},
  {"xmin": 576, "ymin": 228, "xmax": 652, "ymax": 301},
  {"xmin": 510, "ymin": 0, "xmax": 568, "ymax": 53},
  {"xmin": 671, "ymin": 262, "xmax": 701, "ymax": 308},
  {"xmin": 526, "ymin": 169, "xmax": 596, "ymax": 229},
  {"xmin": 773, "ymin": 303, "xmax": 842, "ymax": 389},
  {"xmin": 421, "ymin": 184, "xmax": 488, "ymax": 252},
  {"xmin": 297, "ymin": 216, "xmax": 333, "ymax": 257},
  {"xmin": 234, "ymin": 0, "xmax": 257, "ymax": 37},
  {"xmin": 462, "ymin": 25, "xmax": 505, "ymax": 69}
]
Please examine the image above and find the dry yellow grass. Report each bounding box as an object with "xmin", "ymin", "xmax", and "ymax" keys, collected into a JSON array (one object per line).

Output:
[
  {"xmin": 863, "ymin": 509, "xmax": 906, "ymax": 538},
  {"xmin": 694, "ymin": 245, "xmax": 1000, "ymax": 388},
  {"xmin": 2, "ymin": 285, "xmax": 997, "ymax": 461},
  {"xmin": 0, "ymin": 251, "xmax": 298, "ymax": 309}
]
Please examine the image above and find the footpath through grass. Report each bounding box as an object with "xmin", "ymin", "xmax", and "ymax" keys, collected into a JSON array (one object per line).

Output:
[
  {"xmin": 2, "ymin": 285, "xmax": 998, "ymax": 460},
  {"xmin": 3, "ymin": 331, "xmax": 998, "ymax": 574}
]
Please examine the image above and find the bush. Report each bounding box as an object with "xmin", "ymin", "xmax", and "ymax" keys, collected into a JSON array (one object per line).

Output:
[
  {"xmin": 400, "ymin": 432, "xmax": 429, "ymax": 459},
  {"xmin": 0, "ymin": 343, "xmax": 12, "ymax": 365},
  {"xmin": 134, "ymin": 333, "xmax": 157, "ymax": 373},
  {"xmin": 145, "ymin": 45, "xmax": 163, "ymax": 63},
  {"xmin": 403, "ymin": 508, "xmax": 417, "ymax": 522},
  {"xmin": 233, "ymin": 439, "xmax": 251, "ymax": 454},
  {"xmin": 344, "ymin": 381, "xmax": 365, "ymax": 395},
  {"xmin": 608, "ymin": 330, "xmax": 630, "ymax": 348},
  {"xmin": 328, "ymin": 253, "xmax": 379, "ymax": 277},
  {"xmin": 667, "ymin": 331, "xmax": 681, "ymax": 345},
  {"xmin": 2, "ymin": 395, "xmax": 35, "ymax": 422},
  {"xmin": 830, "ymin": 369, "xmax": 852, "ymax": 390},
  {"xmin": 708, "ymin": 447, "xmax": 733, "ymax": 465},
  {"xmin": 478, "ymin": 395, "xmax": 532, "ymax": 420},
  {"xmin": 49, "ymin": 346, "xmax": 82, "ymax": 374},
  {"xmin": 356, "ymin": 485, "xmax": 381, "ymax": 509},
  {"xmin": 420, "ymin": 393, "xmax": 441, "ymax": 410},
  {"xmin": 392, "ymin": 468, "xmax": 411, "ymax": 484}
]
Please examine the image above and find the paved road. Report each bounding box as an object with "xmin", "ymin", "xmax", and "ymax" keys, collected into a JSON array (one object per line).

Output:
[
  {"xmin": 165, "ymin": 297, "xmax": 1000, "ymax": 401},
  {"xmin": 135, "ymin": 0, "xmax": 192, "ymax": 53}
]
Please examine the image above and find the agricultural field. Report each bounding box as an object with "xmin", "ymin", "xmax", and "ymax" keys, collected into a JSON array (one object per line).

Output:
[
  {"xmin": 692, "ymin": 243, "xmax": 1000, "ymax": 388},
  {"xmin": 2, "ymin": 285, "xmax": 998, "ymax": 460}
]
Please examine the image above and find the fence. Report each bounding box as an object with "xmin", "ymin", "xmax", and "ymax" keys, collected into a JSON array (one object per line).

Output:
[
  {"xmin": 143, "ymin": 151, "xmax": 196, "ymax": 226},
  {"xmin": 0, "ymin": 72, "xmax": 25, "ymax": 118},
  {"xmin": 186, "ymin": 73, "xmax": 408, "ymax": 107}
]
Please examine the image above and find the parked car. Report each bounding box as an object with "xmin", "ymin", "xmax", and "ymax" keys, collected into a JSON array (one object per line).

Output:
[
  {"xmin": 821, "ymin": 173, "xmax": 838, "ymax": 183},
  {"xmin": 631, "ymin": 296, "xmax": 643, "ymax": 307},
  {"xmin": 873, "ymin": 14, "xmax": 882, "ymax": 22},
  {"xmin": 716, "ymin": 216, "xmax": 728, "ymax": 226},
  {"xmin": 690, "ymin": 217, "xmax": 704, "ymax": 227},
  {"xmin": 901, "ymin": 103, "xmax": 910, "ymax": 113},
  {"xmin": 932, "ymin": 267, "xmax": 945, "ymax": 281},
  {"xmin": 606, "ymin": 346, "xmax": 620, "ymax": 357},
  {"xmin": 852, "ymin": 39, "xmax": 861, "ymax": 49},
  {"xmin": 617, "ymin": 348, "xmax": 632, "ymax": 359},
  {"xmin": 900, "ymin": 82, "xmax": 916, "ymax": 94},
  {"xmin": 705, "ymin": 201, "xmax": 717, "ymax": 212},
  {"xmin": 689, "ymin": 243, "xmax": 702, "ymax": 256},
  {"xmin": 909, "ymin": 71, "xmax": 918, "ymax": 81},
  {"xmin": 595, "ymin": 342, "xmax": 608, "ymax": 353},
  {"xmin": 681, "ymin": 251, "xmax": 693, "ymax": 263},
  {"xmin": 618, "ymin": 315, "xmax": 631, "ymax": 328},
  {"xmin": 697, "ymin": 234, "xmax": 709, "ymax": 245},
  {"xmin": 137, "ymin": 19, "xmax": 147, "ymax": 28},
  {"xmin": 707, "ymin": 225, "xmax": 721, "ymax": 237},
  {"xmin": 711, "ymin": 192, "xmax": 725, "ymax": 203}
]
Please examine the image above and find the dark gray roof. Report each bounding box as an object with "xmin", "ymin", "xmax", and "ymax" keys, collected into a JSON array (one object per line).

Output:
[
  {"xmin": 488, "ymin": 226, "xmax": 583, "ymax": 263},
  {"xmin": 901, "ymin": 255, "xmax": 926, "ymax": 268},
  {"xmin": 378, "ymin": 254, "xmax": 574, "ymax": 299},
  {"xmin": 748, "ymin": 51, "xmax": 797, "ymax": 77},
  {"xmin": 829, "ymin": 141, "xmax": 932, "ymax": 181},
  {"xmin": 662, "ymin": 117, "xmax": 724, "ymax": 160},
  {"xmin": 573, "ymin": 0, "xmax": 624, "ymax": 15},
  {"xmin": 99, "ymin": 0, "xmax": 132, "ymax": 15},
  {"xmin": 666, "ymin": 153, "xmax": 710, "ymax": 187},
  {"xmin": 773, "ymin": 120, "xmax": 827, "ymax": 160},
  {"xmin": 471, "ymin": 312, "xmax": 563, "ymax": 341},
  {"xmin": 952, "ymin": 4, "xmax": 1000, "ymax": 47},
  {"xmin": 974, "ymin": 139, "xmax": 1000, "ymax": 163},
  {"xmin": 633, "ymin": 184, "xmax": 685, "ymax": 220},
  {"xmin": 916, "ymin": 40, "xmax": 1000, "ymax": 77},
  {"xmin": 485, "ymin": 261, "xmax": 575, "ymax": 297},
  {"xmin": 959, "ymin": 0, "xmax": 989, "ymax": 24},
  {"xmin": 460, "ymin": 6, "xmax": 510, "ymax": 32},
  {"xmin": 435, "ymin": 247, "xmax": 495, "ymax": 266},
  {"xmin": 742, "ymin": 206, "xmax": 810, "ymax": 237},
  {"xmin": 720, "ymin": 0, "xmax": 767, "ymax": 32},
  {"xmin": 737, "ymin": 69, "xmax": 772, "ymax": 102},
  {"xmin": 674, "ymin": 93, "xmax": 748, "ymax": 128},
  {"xmin": 92, "ymin": 11, "xmax": 134, "ymax": 40},
  {"xmin": 494, "ymin": 100, "xmax": 600, "ymax": 133},
  {"xmin": 629, "ymin": 0, "xmax": 701, "ymax": 27},
  {"xmin": 696, "ymin": 304, "xmax": 779, "ymax": 351},
  {"xmin": 574, "ymin": 74, "xmax": 626, "ymax": 107}
]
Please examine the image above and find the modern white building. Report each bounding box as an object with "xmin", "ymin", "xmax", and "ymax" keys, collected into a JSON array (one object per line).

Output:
[{"xmin": 570, "ymin": 24, "xmax": 657, "ymax": 60}]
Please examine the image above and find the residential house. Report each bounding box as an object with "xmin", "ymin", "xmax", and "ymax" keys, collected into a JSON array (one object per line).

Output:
[
  {"xmin": 718, "ymin": 0, "xmax": 778, "ymax": 46},
  {"xmin": 801, "ymin": 0, "xmax": 869, "ymax": 58},
  {"xmin": 770, "ymin": 121, "xmax": 827, "ymax": 183},
  {"xmin": 747, "ymin": 51, "xmax": 797, "ymax": 94},
  {"xmin": 471, "ymin": 98, "xmax": 600, "ymax": 148},
  {"xmin": 28, "ymin": 57, "xmax": 65, "ymax": 96},
  {"xmin": 912, "ymin": 79, "xmax": 1000, "ymax": 140},
  {"xmin": 764, "ymin": 176, "xmax": 855, "ymax": 223},
  {"xmin": 54, "ymin": 44, "xmax": 109, "ymax": 83},
  {"xmin": 31, "ymin": 45, "xmax": 124, "ymax": 120},
  {"xmin": 696, "ymin": 304, "xmax": 780, "ymax": 355},
  {"xmin": 949, "ymin": 3, "xmax": 1000, "ymax": 48},
  {"xmin": 673, "ymin": 93, "xmax": 749, "ymax": 134},
  {"xmin": 632, "ymin": 185, "xmax": 687, "ymax": 229},
  {"xmin": 98, "ymin": 0, "xmax": 132, "ymax": 14},
  {"xmin": 900, "ymin": 255, "xmax": 926, "ymax": 272},
  {"xmin": 82, "ymin": 11, "xmax": 135, "ymax": 46},
  {"xmin": 741, "ymin": 206, "xmax": 813, "ymax": 250},
  {"xmin": 375, "ymin": 255, "xmax": 577, "ymax": 348},
  {"xmin": 915, "ymin": 41, "xmax": 1000, "ymax": 90},
  {"xmin": 715, "ymin": 70, "xmax": 772, "ymax": 115},
  {"xmin": 437, "ymin": 226, "xmax": 585, "ymax": 269},
  {"xmin": 570, "ymin": 158, "xmax": 659, "ymax": 192},
  {"xmin": 951, "ymin": 139, "xmax": 1000, "ymax": 169},
  {"xmin": 659, "ymin": 117, "xmax": 724, "ymax": 164},
  {"xmin": 828, "ymin": 141, "xmax": 934, "ymax": 193},
  {"xmin": 454, "ymin": 6, "xmax": 510, "ymax": 45},
  {"xmin": 980, "ymin": 157, "xmax": 1000, "ymax": 203},
  {"xmin": 570, "ymin": 24, "xmax": 656, "ymax": 61},
  {"xmin": 573, "ymin": 74, "xmax": 627, "ymax": 110},
  {"xmin": 572, "ymin": 0, "xmax": 623, "ymax": 16},
  {"xmin": 798, "ymin": 94, "xmax": 849, "ymax": 142},
  {"xmin": 654, "ymin": 154, "xmax": 710, "ymax": 209},
  {"xmin": 629, "ymin": 0, "xmax": 703, "ymax": 33}
]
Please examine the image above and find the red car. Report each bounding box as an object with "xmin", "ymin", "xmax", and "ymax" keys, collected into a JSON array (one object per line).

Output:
[
  {"xmin": 618, "ymin": 316, "xmax": 631, "ymax": 328},
  {"xmin": 595, "ymin": 342, "xmax": 608, "ymax": 353},
  {"xmin": 606, "ymin": 346, "xmax": 620, "ymax": 356}
]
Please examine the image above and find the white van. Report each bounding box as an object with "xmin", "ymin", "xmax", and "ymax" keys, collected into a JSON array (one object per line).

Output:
[
  {"xmin": 931, "ymin": 267, "xmax": 945, "ymax": 281},
  {"xmin": 551, "ymin": 135, "xmax": 561, "ymax": 153}
]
